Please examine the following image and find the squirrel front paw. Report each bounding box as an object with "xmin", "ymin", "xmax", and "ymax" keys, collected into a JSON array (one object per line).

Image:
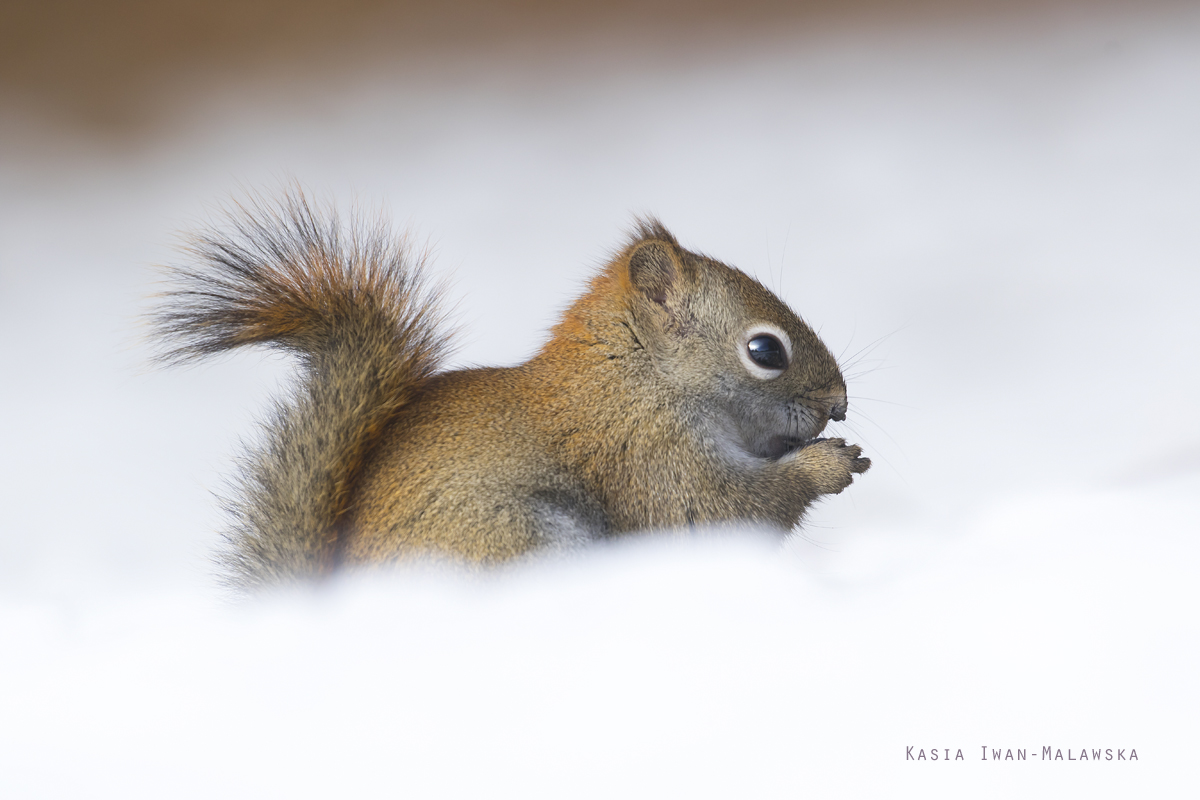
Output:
[{"xmin": 793, "ymin": 437, "xmax": 871, "ymax": 496}]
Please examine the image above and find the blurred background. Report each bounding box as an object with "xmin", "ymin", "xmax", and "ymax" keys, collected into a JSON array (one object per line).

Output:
[{"xmin": 2, "ymin": 1, "xmax": 1198, "ymax": 796}]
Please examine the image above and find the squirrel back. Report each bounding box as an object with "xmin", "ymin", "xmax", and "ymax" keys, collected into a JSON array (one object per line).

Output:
[{"xmin": 156, "ymin": 193, "xmax": 869, "ymax": 590}]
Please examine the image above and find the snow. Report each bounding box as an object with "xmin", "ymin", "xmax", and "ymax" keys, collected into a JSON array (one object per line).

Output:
[{"xmin": 1, "ymin": 4, "xmax": 1197, "ymax": 797}]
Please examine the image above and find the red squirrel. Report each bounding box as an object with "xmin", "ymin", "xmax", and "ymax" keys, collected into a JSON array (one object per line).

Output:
[{"xmin": 154, "ymin": 192, "xmax": 870, "ymax": 590}]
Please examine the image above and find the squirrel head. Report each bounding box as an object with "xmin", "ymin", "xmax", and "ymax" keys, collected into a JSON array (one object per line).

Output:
[{"xmin": 615, "ymin": 219, "xmax": 849, "ymax": 461}]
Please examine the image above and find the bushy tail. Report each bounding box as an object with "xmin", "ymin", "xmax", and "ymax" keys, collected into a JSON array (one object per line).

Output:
[{"xmin": 153, "ymin": 191, "xmax": 450, "ymax": 591}]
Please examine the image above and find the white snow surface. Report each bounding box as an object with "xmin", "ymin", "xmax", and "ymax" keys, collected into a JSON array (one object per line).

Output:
[{"xmin": 2, "ymin": 4, "xmax": 1198, "ymax": 797}]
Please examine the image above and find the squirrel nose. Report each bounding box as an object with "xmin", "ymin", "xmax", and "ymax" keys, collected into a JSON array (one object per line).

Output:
[{"xmin": 829, "ymin": 401, "xmax": 847, "ymax": 422}]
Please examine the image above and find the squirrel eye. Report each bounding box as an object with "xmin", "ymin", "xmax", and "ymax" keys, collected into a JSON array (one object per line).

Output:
[{"xmin": 747, "ymin": 335, "xmax": 787, "ymax": 370}]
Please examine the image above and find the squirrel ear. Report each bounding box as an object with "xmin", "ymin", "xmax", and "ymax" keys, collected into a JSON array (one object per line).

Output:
[{"xmin": 627, "ymin": 241, "xmax": 684, "ymax": 305}]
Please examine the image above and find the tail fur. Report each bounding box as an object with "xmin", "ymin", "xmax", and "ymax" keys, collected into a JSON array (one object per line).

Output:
[{"xmin": 153, "ymin": 191, "xmax": 450, "ymax": 591}]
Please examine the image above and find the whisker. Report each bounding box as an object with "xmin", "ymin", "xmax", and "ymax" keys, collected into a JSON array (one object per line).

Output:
[
  {"xmin": 840, "ymin": 334, "xmax": 893, "ymax": 372},
  {"xmin": 834, "ymin": 416, "xmax": 911, "ymax": 479},
  {"xmin": 787, "ymin": 525, "xmax": 842, "ymax": 551},
  {"xmin": 844, "ymin": 365, "xmax": 897, "ymax": 382},
  {"xmin": 839, "ymin": 321, "xmax": 909, "ymax": 374},
  {"xmin": 847, "ymin": 395, "xmax": 918, "ymax": 409}
]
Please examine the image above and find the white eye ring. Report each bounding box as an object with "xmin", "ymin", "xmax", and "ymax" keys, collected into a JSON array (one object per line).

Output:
[{"xmin": 738, "ymin": 323, "xmax": 792, "ymax": 380}]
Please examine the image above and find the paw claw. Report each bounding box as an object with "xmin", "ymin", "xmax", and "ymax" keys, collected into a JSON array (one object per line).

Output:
[{"xmin": 797, "ymin": 438, "xmax": 871, "ymax": 494}]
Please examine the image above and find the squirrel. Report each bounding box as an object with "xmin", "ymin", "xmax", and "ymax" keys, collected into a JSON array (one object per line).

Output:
[{"xmin": 154, "ymin": 191, "xmax": 870, "ymax": 591}]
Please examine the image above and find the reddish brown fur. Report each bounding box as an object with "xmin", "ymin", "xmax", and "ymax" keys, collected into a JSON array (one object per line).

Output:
[
  {"xmin": 345, "ymin": 223, "xmax": 869, "ymax": 566},
  {"xmin": 155, "ymin": 192, "xmax": 869, "ymax": 588}
]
